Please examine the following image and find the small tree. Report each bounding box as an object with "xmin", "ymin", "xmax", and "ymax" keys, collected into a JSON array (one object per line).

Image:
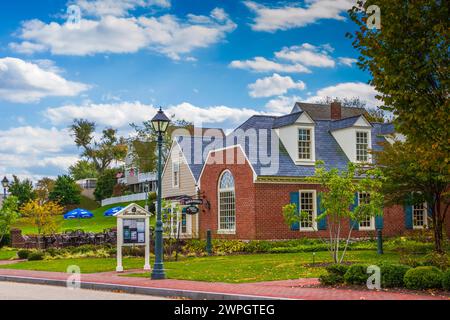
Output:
[
  {"xmin": 8, "ymin": 176, "xmax": 36, "ymax": 207},
  {"xmin": 20, "ymin": 200, "xmax": 64, "ymax": 238},
  {"xmin": 282, "ymin": 162, "xmax": 384, "ymax": 264},
  {"xmin": 69, "ymin": 160, "xmax": 98, "ymax": 180},
  {"xmin": 0, "ymin": 196, "xmax": 20, "ymax": 245},
  {"xmin": 35, "ymin": 177, "xmax": 55, "ymax": 203},
  {"xmin": 49, "ymin": 175, "xmax": 81, "ymax": 206},
  {"xmin": 94, "ymin": 169, "xmax": 119, "ymax": 201}
]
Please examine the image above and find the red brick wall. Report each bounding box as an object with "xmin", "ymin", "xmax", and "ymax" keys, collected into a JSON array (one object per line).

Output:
[
  {"xmin": 254, "ymin": 183, "xmax": 407, "ymax": 240},
  {"xmin": 199, "ymin": 147, "xmax": 257, "ymax": 239},
  {"xmin": 198, "ymin": 147, "xmax": 450, "ymax": 240}
]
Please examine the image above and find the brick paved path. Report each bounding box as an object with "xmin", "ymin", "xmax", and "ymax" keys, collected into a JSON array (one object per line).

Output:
[{"xmin": 0, "ymin": 268, "xmax": 448, "ymax": 300}]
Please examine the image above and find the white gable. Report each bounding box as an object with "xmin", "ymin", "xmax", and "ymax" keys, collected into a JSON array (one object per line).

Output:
[
  {"xmin": 353, "ymin": 115, "xmax": 372, "ymax": 128},
  {"xmin": 115, "ymin": 203, "xmax": 151, "ymax": 217},
  {"xmin": 295, "ymin": 112, "xmax": 314, "ymax": 124}
]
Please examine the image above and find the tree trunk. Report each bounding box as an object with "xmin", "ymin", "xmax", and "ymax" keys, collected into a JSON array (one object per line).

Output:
[{"xmin": 433, "ymin": 199, "xmax": 444, "ymax": 253}]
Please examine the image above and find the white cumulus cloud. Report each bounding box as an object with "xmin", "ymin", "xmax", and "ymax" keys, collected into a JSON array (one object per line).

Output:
[
  {"xmin": 229, "ymin": 56, "xmax": 310, "ymax": 73},
  {"xmin": 265, "ymin": 95, "xmax": 302, "ymax": 114},
  {"xmin": 10, "ymin": 8, "xmax": 236, "ymax": 60},
  {"xmin": 0, "ymin": 57, "xmax": 90, "ymax": 103},
  {"xmin": 248, "ymin": 73, "xmax": 306, "ymax": 98},
  {"xmin": 275, "ymin": 43, "xmax": 335, "ymax": 68},
  {"xmin": 306, "ymin": 82, "xmax": 380, "ymax": 108},
  {"xmin": 45, "ymin": 101, "xmax": 262, "ymax": 128},
  {"xmin": 73, "ymin": 0, "xmax": 171, "ymax": 17},
  {"xmin": 244, "ymin": 0, "xmax": 355, "ymax": 32}
]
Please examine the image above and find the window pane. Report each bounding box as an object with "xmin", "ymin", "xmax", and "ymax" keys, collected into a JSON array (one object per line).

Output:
[
  {"xmin": 356, "ymin": 132, "xmax": 368, "ymax": 162},
  {"xmin": 298, "ymin": 129, "xmax": 311, "ymax": 160},
  {"xmin": 219, "ymin": 171, "xmax": 236, "ymax": 231},
  {"xmin": 413, "ymin": 203, "xmax": 426, "ymax": 227},
  {"xmin": 358, "ymin": 192, "xmax": 372, "ymax": 228},
  {"xmin": 300, "ymin": 192, "xmax": 314, "ymax": 228}
]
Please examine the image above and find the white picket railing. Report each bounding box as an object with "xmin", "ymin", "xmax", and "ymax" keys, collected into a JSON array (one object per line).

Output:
[{"xmin": 101, "ymin": 192, "xmax": 148, "ymax": 206}]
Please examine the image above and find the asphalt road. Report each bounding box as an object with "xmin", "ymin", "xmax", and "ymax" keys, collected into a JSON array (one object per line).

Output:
[{"xmin": 0, "ymin": 281, "xmax": 170, "ymax": 300}]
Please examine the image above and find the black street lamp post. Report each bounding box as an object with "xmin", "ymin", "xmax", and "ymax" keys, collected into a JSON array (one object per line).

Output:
[
  {"xmin": 1, "ymin": 176, "xmax": 9, "ymax": 200},
  {"xmin": 150, "ymin": 107, "xmax": 170, "ymax": 280}
]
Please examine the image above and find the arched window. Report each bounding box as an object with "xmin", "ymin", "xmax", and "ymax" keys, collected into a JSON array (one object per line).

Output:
[{"xmin": 218, "ymin": 170, "xmax": 236, "ymax": 232}]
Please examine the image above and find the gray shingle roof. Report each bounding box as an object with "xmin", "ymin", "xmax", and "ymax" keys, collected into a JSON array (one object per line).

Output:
[
  {"xmin": 329, "ymin": 115, "xmax": 372, "ymax": 131},
  {"xmin": 173, "ymin": 106, "xmax": 395, "ymax": 180},
  {"xmin": 295, "ymin": 102, "xmax": 367, "ymax": 120}
]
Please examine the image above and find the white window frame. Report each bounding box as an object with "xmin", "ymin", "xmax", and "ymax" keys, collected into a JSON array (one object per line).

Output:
[
  {"xmin": 298, "ymin": 190, "xmax": 317, "ymax": 232},
  {"xmin": 356, "ymin": 131, "xmax": 370, "ymax": 163},
  {"xmin": 172, "ymin": 159, "xmax": 180, "ymax": 188},
  {"xmin": 357, "ymin": 192, "xmax": 375, "ymax": 231},
  {"xmin": 217, "ymin": 170, "xmax": 236, "ymax": 234},
  {"xmin": 296, "ymin": 126, "xmax": 315, "ymax": 164},
  {"xmin": 413, "ymin": 202, "xmax": 428, "ymax": 229}
]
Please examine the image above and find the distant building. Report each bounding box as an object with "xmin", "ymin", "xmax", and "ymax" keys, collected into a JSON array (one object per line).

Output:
[{"xmin": 76, "ymin": 178, "xmax": 97, "ymax": 200}]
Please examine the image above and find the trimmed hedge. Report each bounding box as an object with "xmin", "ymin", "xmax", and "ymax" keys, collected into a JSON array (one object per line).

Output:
[
  {"xmin": 17, "ymin": 249, "xmax": 30, "ymax": 260},
  {"xmin": 319, "ymin": 264, "xmax": 349, "ymax": 285},
  {"xmin": 403, "ymin": 266, "xmax": 443, "ymax": 290},
  {"xmin": 380, "ymin": 263, "xmax": 411, "ymax": 288},
  {"xmin": 28, "ymin": 251, "xmax": 44, "ymax": 261},
  {"xmin": 344, "ymin": 264, "xmax": 370, "ymax": 285},
  {"xmin": 442, "ymin": 269, "xmax": 450, "ymax": 291}
]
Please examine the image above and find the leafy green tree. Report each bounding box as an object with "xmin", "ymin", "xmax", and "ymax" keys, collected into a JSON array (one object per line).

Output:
[
  {"xmin": 373, "ymin": 140, "xmax": 449, "ymax": 252},
  {"xmin": 49, "ymin": 175, "xmax": 81, "ymax": 206},
  {"xmin": 70, "ymin": 119, "xmax": 127, "ymax": 174},
  {"xmin": 0, "ymin": 196, "xmax": 20, "ymax": 245},
  {"xmin": 69, "ymin": 160, "xmax": 98, "ymax": 180},
  {"xmin": 130, "ymin": 119, "xmax": 193, "ymax": 172},
  {"xmin": 94, "ymin": 169, "xmax": 119, "ymax": 201},
  {"xmin": 282, "ymin": 162, "xmax": 384, "ymax": 264},
  {"xmin": 348, "ymin": 1, "xmax": 449, "ymax": 171},
  {"xmin": 8, "ymin": 176, "xmax": 36, "ymax": 207}
]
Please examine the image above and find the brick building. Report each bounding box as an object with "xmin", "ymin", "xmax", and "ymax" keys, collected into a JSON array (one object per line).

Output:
[{"xmin": 163, "ymin": 102, "xmax": 449, "ymax": 240}]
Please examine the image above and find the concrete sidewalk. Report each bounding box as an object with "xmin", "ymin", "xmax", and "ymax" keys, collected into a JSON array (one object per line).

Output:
[{"xmin": 0, "ymin": 268, "xmax": 448, "ymax": 300}]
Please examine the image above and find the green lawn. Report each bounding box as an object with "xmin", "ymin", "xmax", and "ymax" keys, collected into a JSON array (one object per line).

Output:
[
  {"xmin": 0, "ymin": 250, "xmax": 403, "ymax": 283},
  {"xmin": 12, "ymin": 200, "xmax": 151, "ymax": 235},
  {"xmin": 0, "ymin": 249, "xmax": 17, "ymax": 261}
]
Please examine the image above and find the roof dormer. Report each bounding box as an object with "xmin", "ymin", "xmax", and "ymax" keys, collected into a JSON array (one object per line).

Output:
[
  {"xmin": 330, "ymin": 115, "xmax": 373, "ymax": 163},
  {"xmin": 273, "ymin": 111, "xmax": 316, "ymax": 166}
]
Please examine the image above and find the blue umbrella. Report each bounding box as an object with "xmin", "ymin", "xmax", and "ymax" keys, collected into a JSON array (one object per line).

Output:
[
  {"xmin": 104, "ymin": 206, "xmax": 124, "ymax": 217},
  {"xmin": 64, "ymin": 208, "xmax": 94, "ymax": 220}
]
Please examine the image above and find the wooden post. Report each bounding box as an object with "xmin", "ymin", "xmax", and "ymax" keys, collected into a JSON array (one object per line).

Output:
[
  {"xmin": 116, "ymin": 217, "xmax": 124, "ymax": 272},
  {"xmin": 144, "ymin": 216, "xmax": 151, "ymax": 271}
]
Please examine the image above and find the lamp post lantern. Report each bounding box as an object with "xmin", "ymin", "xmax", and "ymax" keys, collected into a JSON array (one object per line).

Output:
[
  {"xmin": 1, "ymin": 176, "xmax": 9, "ymax": 200},
  {"xmin": 150, "ymin": 107, "xmax": 170, "ymax": 280}
]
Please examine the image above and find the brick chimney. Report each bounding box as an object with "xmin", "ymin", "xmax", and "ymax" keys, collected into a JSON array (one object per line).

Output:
[{"xmin": 330, "ymin": 101, "xmax": 342, "ymax": 120}]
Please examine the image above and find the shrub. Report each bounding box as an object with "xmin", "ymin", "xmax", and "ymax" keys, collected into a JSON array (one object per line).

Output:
[
  {"xmin": 17, "ymin": 249, "xmax": 31, "ymax": 260},
  {"xmin": 319, "ymin": 264, "xmax": 349, "ymax": 286},
  {"xmin": 344, "ymin": 264, "xmax": 370, "ymax": 285},
  {"xmin": 442, "ymin": 269, "xmax": 450, "ymax": 291},
  {"xmin": 422, "ymin": 252, "xmax": 449, "ymax": 270},
  {"xmin": 28, "ymin": 251, "xmax": 44, "ymax": 261},
  {"xmin": 319, "ymin": 273, "xmax": 344, "ymax": 286},
  {"xmin": 123, "ymin": 246, "xmax": 146, "ymax": 257},
  {"xmin": 380, "ymin": 263, "xmax": 411, "ymax": 288},
  {"xmin": 404, "ymin": 266, "xmax": 443, "ymax": 290}
]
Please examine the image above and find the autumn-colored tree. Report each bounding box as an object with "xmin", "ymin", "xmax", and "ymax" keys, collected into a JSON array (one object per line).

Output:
[
  {"xmin": 373, "ymin": 141, "xmax": 449, "ymax": 252},
  {"xmin": 35, "ymin": 177, "xmax": 55, "ymax": 203},
  {"xmin": 20, "ymin": 200, "xmax": 64, "ymax": 237}
]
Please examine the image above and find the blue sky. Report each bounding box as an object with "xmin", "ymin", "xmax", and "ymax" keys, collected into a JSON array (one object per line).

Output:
[{"xmin": 0, "ymin": 0, "xmax": 378, "ymax": 180}]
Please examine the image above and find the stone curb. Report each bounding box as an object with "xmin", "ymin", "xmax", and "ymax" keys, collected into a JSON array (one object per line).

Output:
[{"xmin": 0, "ymin": 275, "xmax": 288, "ymax": 300}]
